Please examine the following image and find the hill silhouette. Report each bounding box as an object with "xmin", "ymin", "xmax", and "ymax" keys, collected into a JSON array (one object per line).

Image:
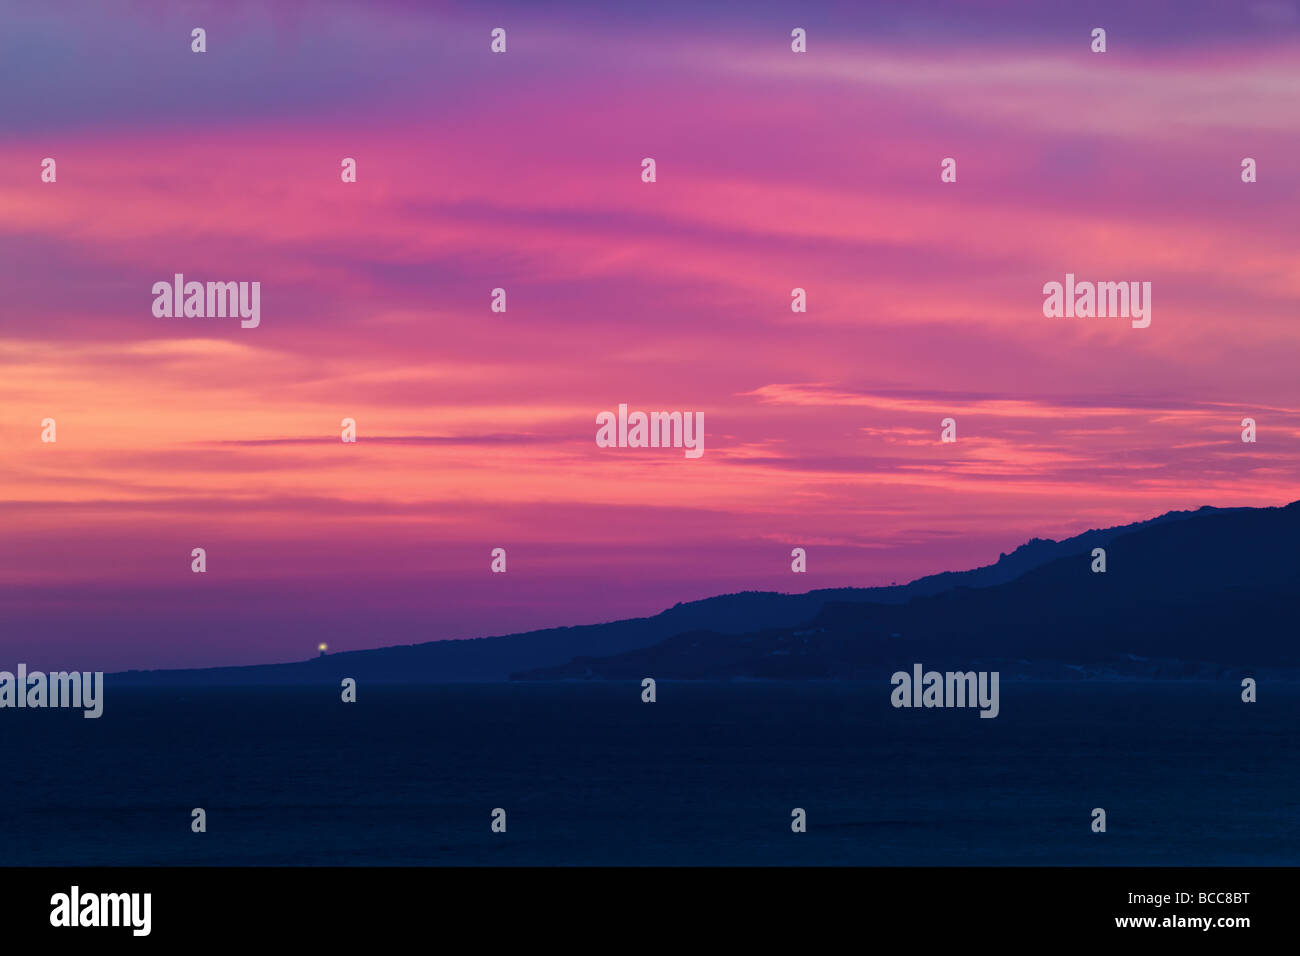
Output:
[
  {"xmin": 515, "ymin": 501, "xmax": 1300, "ymax": 681},
  {"xmin": 111, "ymin": 502, "xmax": 1256, "ymax": 685}
]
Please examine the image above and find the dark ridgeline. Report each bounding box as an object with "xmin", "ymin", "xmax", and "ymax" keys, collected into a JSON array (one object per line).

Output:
[
  {"xmin": 519, "ymin": 501, "xmax": 1300, "ymax": 680},
  {"xmin": 108, "ymin": 500, "xmax": 1294, "ymax": 686}
]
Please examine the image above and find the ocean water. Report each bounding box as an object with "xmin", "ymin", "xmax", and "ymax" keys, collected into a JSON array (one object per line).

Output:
[{"xmin": 1, "ymin": 681, "xmax": 1295, "ymax": 866}]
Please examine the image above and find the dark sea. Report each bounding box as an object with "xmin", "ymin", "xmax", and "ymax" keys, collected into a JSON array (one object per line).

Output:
[{"xmin": 2, "ymin": 681, "xmax": 1295, "ymax": 865}]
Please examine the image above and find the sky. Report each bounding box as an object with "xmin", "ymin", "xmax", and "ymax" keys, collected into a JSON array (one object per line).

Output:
[{"xmin": 1, "ymin": 1, "xmax": 1297, "ymax": 670}]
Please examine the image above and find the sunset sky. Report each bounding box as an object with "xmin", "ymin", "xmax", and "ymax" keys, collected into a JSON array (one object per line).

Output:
[{"xmin": 2, "ymin": 0, "xmax": 1297, "ymax": 669}]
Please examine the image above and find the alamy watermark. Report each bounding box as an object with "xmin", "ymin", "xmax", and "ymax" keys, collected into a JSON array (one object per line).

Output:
[
  {"xmin": 152, "ymin": 274, "xmax": 260, "ymax": 328},
  {"xmin": 595, "ymin": 403, "xmax": 704, "ymax": 458},
  {"xmin": 50, "ymin": 886, "xmax": 150, "ymax": 936},
  {"xmin": 0, "ymin": 664, "xmax": 104, "ymax": 718},
  {"xmin": 1042, "ymin": 273, "xmax": 1150, "ymax": 328},
  {"xmin": 890, "ymin": 663, "xmax": 999, "ymax": 718}
]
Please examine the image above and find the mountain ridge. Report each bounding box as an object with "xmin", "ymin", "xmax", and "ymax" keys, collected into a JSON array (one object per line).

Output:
[
  {"xmin": 108, "ymin": 501, "xmax": 1266, "ymax": 685},
  {"xmin": 515, "ymin": 501, "xmax": 1300, "ymax": 681}
]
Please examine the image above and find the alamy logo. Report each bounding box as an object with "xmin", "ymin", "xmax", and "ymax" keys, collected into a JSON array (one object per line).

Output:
[
  {"xmin": 151, "ymin": 274, "xmax": 261, "ymax": 328},
  {"xmin": 1042, "ymin": 273, "xmax": 1150, "ymax": 328},
  {"xmin": 0, "ymin": 664, "xmax": 103, "ymax": 718},
  {"xmin": 50, "ymin": 886, "xmax": 151, "ymax": 936},
  {"xmin": 595, "ymin": 403, "xmax": 704, "ymax": 458},
  {"xmin": 890, "ymin": 663, "xmax": 1000, "ymax": 718}
]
